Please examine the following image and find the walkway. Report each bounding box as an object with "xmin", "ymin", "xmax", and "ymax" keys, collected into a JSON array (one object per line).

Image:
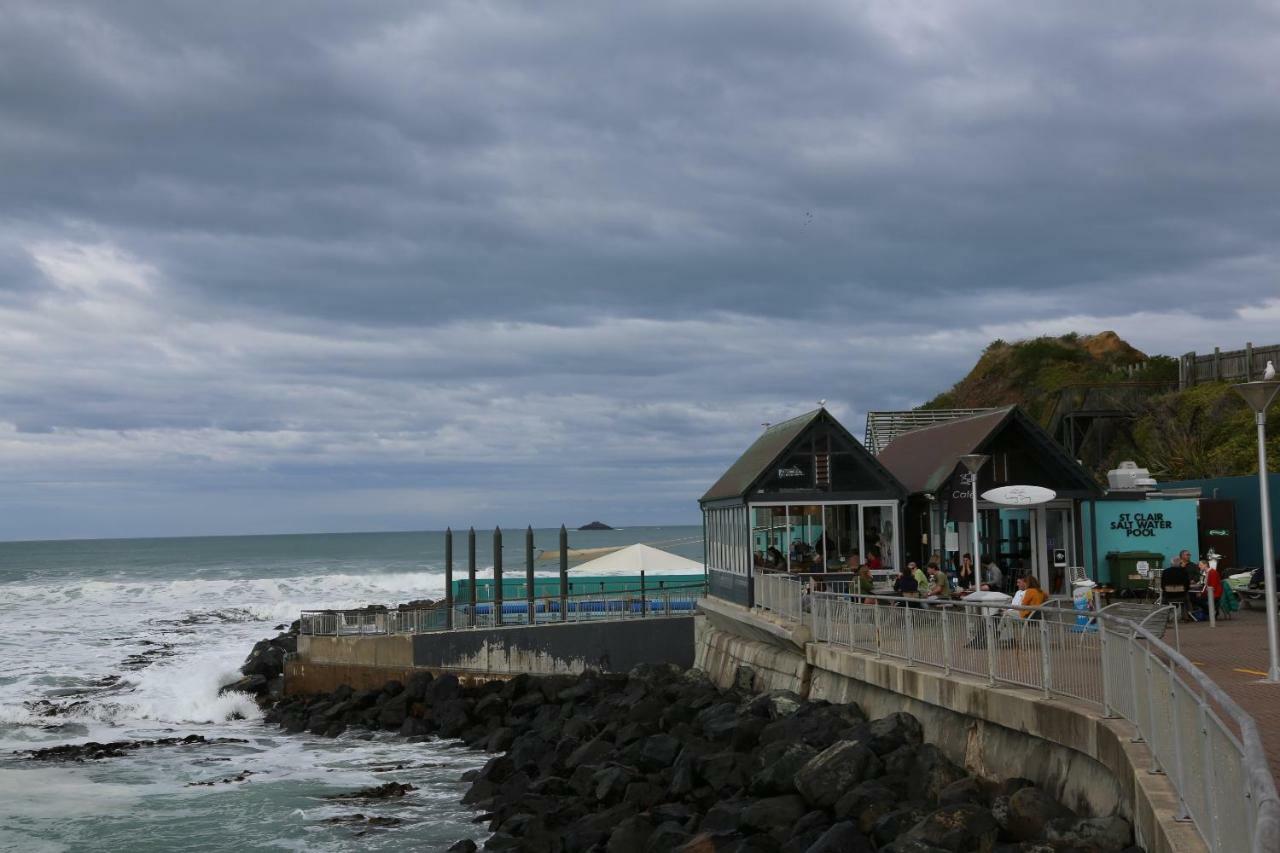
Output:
[{"xmin": 1176, "ymin": 606, "xmax": 1280, "ymax": 781}]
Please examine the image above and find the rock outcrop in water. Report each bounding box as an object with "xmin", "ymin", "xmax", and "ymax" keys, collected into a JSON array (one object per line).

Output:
[
  {"xmin": 23, "ymin": 734, "xmax": 249, "ymax": 762},
  {"xmin": 219, "ymin": 621, "xmax": 298, "ymax": 699},
  {"xmin": 263, "ymin": 664, "xmax": 1142, "ymax": 853}
]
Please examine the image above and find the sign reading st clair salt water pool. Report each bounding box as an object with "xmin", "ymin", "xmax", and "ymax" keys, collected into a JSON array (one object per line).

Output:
[
  {"xmin": 1110, "ymin": 511, "xmax": 1173, "ymax": 538},
  {"xmin": 981, "ymin": 485, "xmax": 1057, "ymax": 506}
]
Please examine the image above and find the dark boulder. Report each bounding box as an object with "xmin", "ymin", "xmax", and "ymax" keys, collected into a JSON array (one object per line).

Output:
[
  {"xmin": 832, "ymin": 780, "xmax": 898, "ymax": 822},
  {"xmin": 607, "ymin": 814, "xmax": 655, "ymax": 853},
  {"xmin": 869, "ymin": 805, "xmax": 930, "ymax": 848},
  {"xmin": 1005, "ymin": 787, "xmax": 1076, "ymax": 842},
  {"xmin": 865, "ymin": 712, "xmax": 924, "ymax": 756},
  {"xmin": 696, "ymin": 751, "xmax": 750, "ymax": 795},
  {"xmin": 739, "ymin": 795, "xmax": 807, "ymax": 833},
  {"xmin": 935, "ymin": 776, "xmax": 989, "ymax": 807},
  {"xmin": 750, "ymin": 741, "xmax": 818, "ymax": 795},
  {"xmin": 447, "ymin": 840, "xmax": 478, "ymax": 853},
  {"xmin": 647, "ymin": 821, "xmax": 692, "ymax": 852},
  {"xmin": 1044, "ymin": 816, "xmax": 1133, "ymax": 851},
  {"xmin": 794, "ymin": 740, "xmax": 884, "ymax": 809},
  {"xmin": 900, "ymin": 803, "xmax": 999, "ymax": 852},
  {"xmin": 802, "ymin": 821, "xmax": 874, "ymax": 853}
]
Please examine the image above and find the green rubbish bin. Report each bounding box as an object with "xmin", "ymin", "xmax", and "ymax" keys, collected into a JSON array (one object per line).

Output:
[{"xmin": 1105, "ymin": 551, "xmax": 1165, "ymax": 597}]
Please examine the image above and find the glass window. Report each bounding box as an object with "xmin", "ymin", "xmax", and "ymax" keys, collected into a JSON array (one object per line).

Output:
[
  {"xmin": 823, "ymin": 504, "xmax": 857, "ymax": 570},
  {"xmin": 785, "ymin": 505, "xmax": 824, "ymax": 572},
  {"xmin": 862, "ymin": 505, "xmax": 896, "ymax": 571},
  {"xmin": 751, "ymin": 506, "xmax": 788, "ymax": 570}
]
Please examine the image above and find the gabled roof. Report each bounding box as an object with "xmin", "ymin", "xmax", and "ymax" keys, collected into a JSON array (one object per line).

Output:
[
  {"xmin": 700, "ymin": 408, "xmax": 906, "ymax": 503},
  {"xmin": 701, "ymin": 409, "xmax": 822, "ymax": 503},
  {"xmin": 876, "ymin": 405, "xmax": 1099, "ymax": 497}
]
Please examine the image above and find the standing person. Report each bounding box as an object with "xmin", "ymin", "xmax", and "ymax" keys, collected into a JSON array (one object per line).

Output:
[
  {"xmin": 1192, "ymin": 558, "xmax": 1222, "ymax": 619},
  {"xmin": 956, "ymin": 554, "xmax": 976, "ymax": 591}
]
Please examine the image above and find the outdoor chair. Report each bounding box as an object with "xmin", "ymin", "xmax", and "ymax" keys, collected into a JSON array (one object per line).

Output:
[{"xmin": 1160, "ymin": 584, "xmax": 1189, "ymax": 621}]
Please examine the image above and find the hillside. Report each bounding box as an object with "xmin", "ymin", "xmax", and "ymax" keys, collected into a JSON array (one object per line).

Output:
[{"xmin": 918, "ymin": 332, "xmax": 1278, "ymax": 481}]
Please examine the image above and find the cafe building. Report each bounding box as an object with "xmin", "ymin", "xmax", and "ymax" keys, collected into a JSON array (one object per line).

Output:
[
  {"xmin": 875, "ymin": 406, "xmax": 1101, "ymax": 594},
  {"xmin": 699, "ymin": 407, "xmax": 908, "ymax": 606}
]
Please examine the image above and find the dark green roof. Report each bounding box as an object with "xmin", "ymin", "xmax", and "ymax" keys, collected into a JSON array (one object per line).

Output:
[{"xmin": 700, "ymin": 410, "xmax": 823, "ymax": 503}]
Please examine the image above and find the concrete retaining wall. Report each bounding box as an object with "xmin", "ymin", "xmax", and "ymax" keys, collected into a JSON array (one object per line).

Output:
[
  {"xmin": 694, "ymin": 598, "xmax": 1204, "ymax": 853},
  {"xmin": 412, "ymin": 616, "xmax": 695, "ymax": 675}
]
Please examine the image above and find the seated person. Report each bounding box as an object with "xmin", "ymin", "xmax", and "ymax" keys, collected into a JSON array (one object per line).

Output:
[
  {"xmin": 766, "ymin": 546, "xmax": 785, "ymax": 568},
  {"xmin": 856, "ymin": 564, "xmax": 874, "ymax": 596},
  {"xmin": 911, "ymin": 561, "xmax": 928, "ymax": 590},
  {"xmin": 925, "ymin": 564, "xmax": 950, "ymax": 599},
  {"xmin": 892, "ymin": 566, "xmax": 919, "ymax": 597},
  {"xmin": 983, "ymin": 556, "xmax": 1004, "ymax": 591},
  {"xmin": 1017, "ymin": 575, "xmax": 1047, "ymax": 616},
  {"xmin": 865, "ymin": 549, "xmax": 881, "ymax": 571},
  {"xmin": 1161, "ymin": 556, "xmax": 1190, "ymax": 589},
  {"xmin": 956, "ymin": 554, "xmax": 976, "ymax": 590}
]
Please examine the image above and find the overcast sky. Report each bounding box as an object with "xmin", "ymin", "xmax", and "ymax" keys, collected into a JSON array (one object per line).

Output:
[{"xmin": 2, "ymin": 1, "xmax": 1279, "ymax": 540}]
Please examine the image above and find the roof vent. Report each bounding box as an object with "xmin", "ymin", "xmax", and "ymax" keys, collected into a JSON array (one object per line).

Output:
[{"xmin": 1107, "ymin": 460, "xmax": 1158, "ymax": 491}]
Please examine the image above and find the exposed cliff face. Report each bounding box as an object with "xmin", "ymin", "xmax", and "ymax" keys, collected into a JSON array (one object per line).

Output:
[
  {"xmin": 922, "ymin": 332, "xmax": 1155, "ymax": 414},
  {"xmin": 916, "ymin": 332, "xmax": 1278, "ymax": 480}
]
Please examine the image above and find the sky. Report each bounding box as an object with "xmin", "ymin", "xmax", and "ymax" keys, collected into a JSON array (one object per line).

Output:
[{"xmin": 2, "ymin": 1, "xmax": 1280, "ymax": 540}]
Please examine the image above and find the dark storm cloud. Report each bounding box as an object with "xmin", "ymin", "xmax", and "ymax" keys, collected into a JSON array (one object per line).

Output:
[{"xmin": 2, "ymin": 1, "xmax": 1279, "ymax": 538}]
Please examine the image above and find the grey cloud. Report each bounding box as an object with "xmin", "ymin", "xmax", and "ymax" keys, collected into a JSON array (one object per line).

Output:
[{"xmin": 1, "ymin": 1, "xmax": 1278, "ymax": 537}]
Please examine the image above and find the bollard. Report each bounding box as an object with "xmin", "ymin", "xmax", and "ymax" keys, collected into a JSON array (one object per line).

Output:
[
  {"xmin": 559, "ymin": 525, "xmax": 569, "ymax": 623},
  {"xmin": 493, "ymin": 526, "xmax": 504, "ymax": 627},
  {"xmin": 445, "ymin": 527, "xmax": 454, "ymax": 630},
  {"xmin": 526, "ymin": 526, "xmax": 536, "ymax": 626},
  {"xmin": 467, "ymin": 527, "xmax": 477, "ymax": 629}
]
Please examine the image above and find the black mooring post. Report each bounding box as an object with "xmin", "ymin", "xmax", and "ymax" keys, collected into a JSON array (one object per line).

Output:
[
  {"xmin": 559, "ymin": 524, "xmax": 569, "ymax": 622},
  {"xmin": 494, "ymin": 526, "xmax": 504, "ymax": 627},
  {"xmin": 445, "ymin": 527, "xmax": 454, "ymax": 630},
  {"xmin": 467, "ymin": 527, "xmax": 477, "ymax": 628},
  {"xmin": 640, "ymin": 570, "xmax": 646, "ymax": 618},
  {"xmin": 526, "ymin": 526, "xmax": 536, "ymax": 625}
]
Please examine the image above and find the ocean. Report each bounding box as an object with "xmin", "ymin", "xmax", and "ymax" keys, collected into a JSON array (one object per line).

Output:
[{"xmin": 0, "ymin": 526, "xmax": 704, "ymax": 852}]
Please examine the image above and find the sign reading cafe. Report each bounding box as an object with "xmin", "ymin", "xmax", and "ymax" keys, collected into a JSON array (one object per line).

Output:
[{"xmin": 1110, "ymin": 511, "xmax": 1173, "ymax": 538}]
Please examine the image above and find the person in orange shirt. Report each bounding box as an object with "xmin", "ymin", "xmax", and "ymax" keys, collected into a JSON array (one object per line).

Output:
[{"xmin": 1017, "ymin": 575, "xmax": 1047, "ymax": 617}]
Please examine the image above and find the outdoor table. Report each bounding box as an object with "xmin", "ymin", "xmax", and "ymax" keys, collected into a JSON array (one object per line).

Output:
[{"xmin": 961, "ymin": 591, "xmax": 1012, "ymax": 648}]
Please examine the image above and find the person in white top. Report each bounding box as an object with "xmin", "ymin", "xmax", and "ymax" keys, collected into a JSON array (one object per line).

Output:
[{"xmin": 984, "ymin": 557, "xmax": 1004, "ymax": 591}]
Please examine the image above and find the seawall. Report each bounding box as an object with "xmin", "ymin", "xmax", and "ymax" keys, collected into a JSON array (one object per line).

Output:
[
  {"xmin": 695, "ymin": 596, "xmax": 1204, "ymax": 853},
  {"xmin": 287, "ymin": 616, "xmax": 695, "ymax": 695}
]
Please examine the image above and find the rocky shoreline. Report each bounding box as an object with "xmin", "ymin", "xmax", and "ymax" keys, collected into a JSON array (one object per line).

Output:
[{"xmin": 260, "ymin": 659, "xmax": 1143, "ymax": 853}]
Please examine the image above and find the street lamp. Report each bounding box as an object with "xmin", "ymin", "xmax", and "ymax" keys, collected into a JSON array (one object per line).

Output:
[
  {"xmin": 1233, "ymin": 380, "xmax": 1280, "ymax": 682},
  {"xmin": 959, "ymin": 454, "xmax": 990, "ymax": 590}
]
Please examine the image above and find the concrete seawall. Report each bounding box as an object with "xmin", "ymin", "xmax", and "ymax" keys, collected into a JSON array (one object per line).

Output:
[
  {"xmin": 695, "ymin": 597, "xmax": 1203, "ymax": 853},
  {"xmin": 287, "ymin": 616, "xmax": 694, "ymax": 695}
]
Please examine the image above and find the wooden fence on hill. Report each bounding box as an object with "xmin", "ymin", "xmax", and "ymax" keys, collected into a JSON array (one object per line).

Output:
[{"xmin": 1180, "ymin": 342, "xmax": 1280, "ymax": 389}]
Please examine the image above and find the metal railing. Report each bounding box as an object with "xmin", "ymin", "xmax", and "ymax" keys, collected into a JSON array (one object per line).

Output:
[
  {"xmin": 1100, "ymin": 616, "xmax": 1280, "ymax": 853},
  {"xmin": 753, "ymin": 573, "xmax": 1279, "ymax": 853},
  {"xmin": 300, "ymin": 582, "xmax": 706, "ymax": 636}
]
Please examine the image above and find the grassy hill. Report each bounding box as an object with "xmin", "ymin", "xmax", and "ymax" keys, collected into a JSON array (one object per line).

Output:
[{"xmin": 919, "ymin": 332, "xmax": 1277, "ymax": 481}]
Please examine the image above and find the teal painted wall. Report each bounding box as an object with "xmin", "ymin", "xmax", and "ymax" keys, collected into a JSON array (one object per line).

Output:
[
  {"xmin": 1157, "ymin": 474, "xmax": 1280, "ymax": 568},
  {"xmin": 1083, "ymin": 499, "xmax": 1199, "ymax": 582}
]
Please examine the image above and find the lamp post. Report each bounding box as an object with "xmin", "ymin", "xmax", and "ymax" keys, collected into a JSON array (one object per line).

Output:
[
  {"xmin": 1233, "ymin": 380, "xmax": 1280, "ymax": 682},
  {"xmin": 959, "ymin": 454, "xmax": 990, "ymax": 590}
]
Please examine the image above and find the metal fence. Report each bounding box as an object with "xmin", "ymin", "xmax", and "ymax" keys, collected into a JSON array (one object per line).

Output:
[
  {"xmin": 300, "ymin": 581, "xmax": 706, "ymax": 636},
  {"xmin": 754, "ymin": 574, "xmax": 1280, "ymax": 853}
]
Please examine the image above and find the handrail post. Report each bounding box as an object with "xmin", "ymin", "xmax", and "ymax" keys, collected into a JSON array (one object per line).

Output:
[
  {"xmin": 1039, "ymin": 613, "xmax": 1052, "ymax": 699},
  {"xmin": 1200, "ymin": 702, "xmax": 1219, "ymax": 848},
  {"xmin": 941, "ymin": 606, "xmax": 952, "ymax": 675},
  {"xmin": 984, "ymin": 609, "xmax": 998, "ymax": 686},
  {"xmin": 1168, "ymin": 664, "xmax": 1190, "ymax": 819},
  {"xmin": 905, "ymin": 604, "xmax": 916, "ymax": 666},
  {"xmin": 1098, "ymin": 616, "xmax": 1115, "ymax": 717},
  {"xmin": 873, "ymin": 602, "xmax": 884, "ymax": 660}
]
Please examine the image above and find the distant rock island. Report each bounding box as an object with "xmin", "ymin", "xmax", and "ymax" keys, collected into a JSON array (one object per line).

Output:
[{"xmin": 577, "ymin": 521, "xmax": 613, "ymax": 530}]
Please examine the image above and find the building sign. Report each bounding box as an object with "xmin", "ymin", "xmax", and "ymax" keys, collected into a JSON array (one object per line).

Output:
[
  {"xmin": 947, "ymin": 470, "xmax": 975, "ymax": 522},
  {"xmin": 776, "ymin": 466, "xmax": 805, "ymax": 478},
  {"xmin": 1109, "ymin": 511, "xmax": 1173, "ymax": 538},
  {"xmin": 981, "ymin": 485, "xmax": 1056, "ymax": 506}
]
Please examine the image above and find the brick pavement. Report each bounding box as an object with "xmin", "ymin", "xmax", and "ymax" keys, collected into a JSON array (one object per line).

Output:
[{"xmin": 1170, "ymin": 604, "xmax": 1280, "ymax": 781}]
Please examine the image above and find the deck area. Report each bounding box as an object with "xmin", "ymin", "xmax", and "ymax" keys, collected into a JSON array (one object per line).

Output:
[{"xmin": 1177, "ymin": 605, "xmax": 1280, "ymax": 781}]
